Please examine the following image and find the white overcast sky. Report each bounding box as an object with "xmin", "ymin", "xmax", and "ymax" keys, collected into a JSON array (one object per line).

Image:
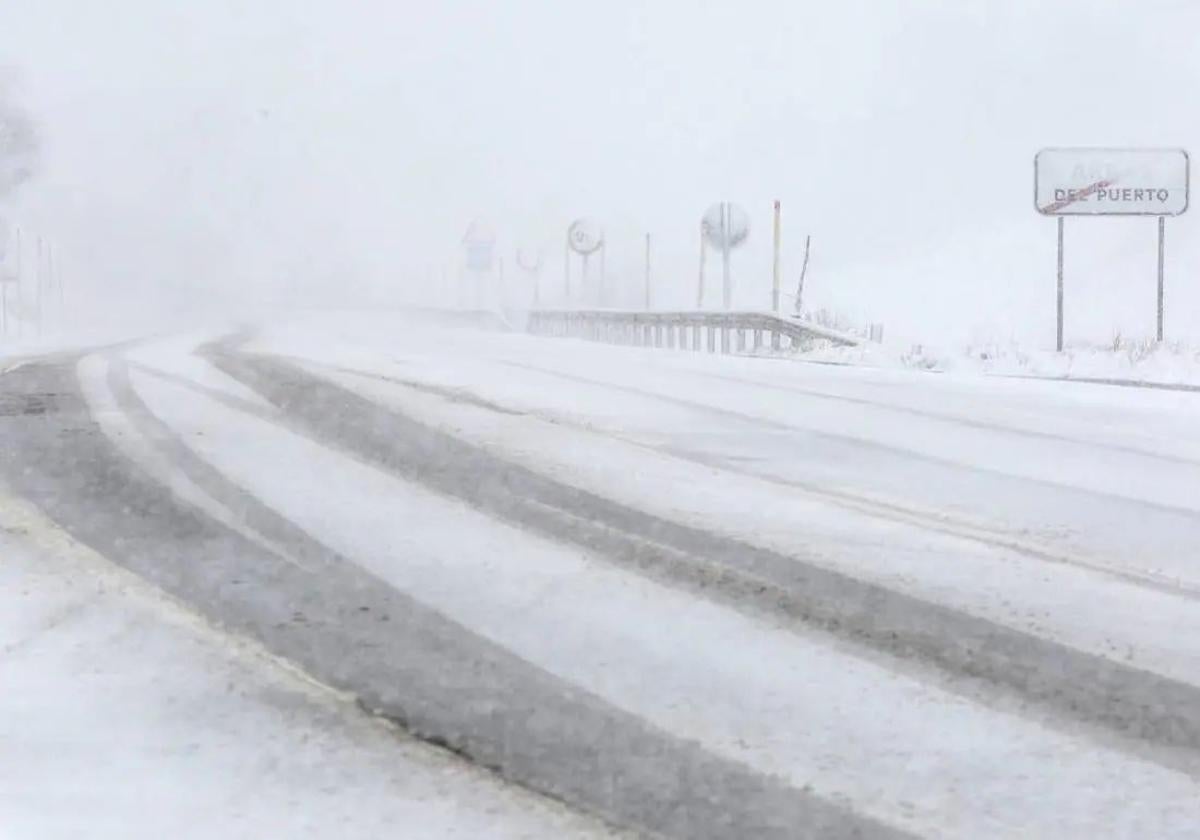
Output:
[{"xmin": 3, "ymin": 0, "xmax": 1200, "ymax": 344}]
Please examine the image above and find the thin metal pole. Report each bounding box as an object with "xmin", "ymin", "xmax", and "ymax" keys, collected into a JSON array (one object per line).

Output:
[
  {"xmin": 1157, "ymin": 215, "xmax": 1165, "ymax": 343},
  {"xmin": 599, "ymin": 242, "xmax": 606, "ymax": 306},
  {"xmin": 36, "ymin": 235, "xmax": 43, "ymax": 338},
  {"xmin": 697, "ymin": 220, "xmax": 706, "ymax": 309},
  {"xmin": 721, "ymin": 203, "xmax": 732, "ymax": 310},
  {"xmin": 644, "ymin": 233, "xmax": 651, "ymax": 310},
  {"xmin": 1056, "ymin": 216, "xmax": 1064, "ymax": 353},
  {"xmin": 771, "ymin": 200, "xmax": 781, "ymax": 313},
  {"xmin": 564, "ymin": 236, "xmax": 571, "ymax": 301}
]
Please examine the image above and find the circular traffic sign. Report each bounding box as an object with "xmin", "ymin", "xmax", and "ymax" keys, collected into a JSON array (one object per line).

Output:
[
  {"xmin": 702, "ymin": 202, "xmax": 750, "ymax": 249},
  {"xmin": 567, "ymin": 218, "xmax": 604, "ymax": 255}
]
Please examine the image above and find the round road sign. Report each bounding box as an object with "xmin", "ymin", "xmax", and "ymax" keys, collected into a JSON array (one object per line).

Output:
[
  {"xmin": 702, "ymin": 203, "xmax": 750, "ymax": 249},
  {"xmin": 567, "ymin": 218, "xmax": 604, "ymax": 255}
]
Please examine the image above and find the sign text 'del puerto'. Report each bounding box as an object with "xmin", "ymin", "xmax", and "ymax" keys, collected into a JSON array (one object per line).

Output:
[{"xmin": 1035, "ymin": 148, "xmax": 1189, "ymax": 216}]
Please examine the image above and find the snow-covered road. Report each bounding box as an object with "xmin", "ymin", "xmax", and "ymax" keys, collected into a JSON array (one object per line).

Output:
[
  {"xmin": 4, "ymin": 310, "xmax": 1200, "ymax": 838},
  {"xmin": 0, "ymin": 490, "xmax": 620, "ymax": 840}
]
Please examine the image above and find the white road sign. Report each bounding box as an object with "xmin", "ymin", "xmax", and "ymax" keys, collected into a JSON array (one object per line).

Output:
[
  {"xmin": 462, "ymin": 218, "xmax": 496, "ymax": 271},
  {"xmin": 1035, "ymin": 148, "xmax": 1189, "ymax": 216},
  {"xmin": 567, "ymin": 219, "xmax": 604, "ymax": 255}
]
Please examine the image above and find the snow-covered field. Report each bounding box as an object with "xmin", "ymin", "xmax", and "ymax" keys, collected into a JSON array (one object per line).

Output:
[{"xmin": 793, "ymin": 330, "xmax": 1200, "ymax": 387}]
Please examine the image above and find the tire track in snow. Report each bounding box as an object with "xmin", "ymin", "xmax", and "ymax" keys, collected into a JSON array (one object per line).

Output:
[
  {"xmin": 205, "ymin": 342, "xmax": 1200, "ymax": 764},
  {"xmin": 313, "ymin": 358, "xmax": 1200, "ymax": 603},
  {"xmin": 685, "ymin": 369, "xmax": 1200, "ymax": 468},
  {"xmin": 497, "ymin": 359, "xmax": 1200, "ymax": 522},
  {"xmin": 81, "ymin": 351, "xmax": 900, "ymax": 840}
]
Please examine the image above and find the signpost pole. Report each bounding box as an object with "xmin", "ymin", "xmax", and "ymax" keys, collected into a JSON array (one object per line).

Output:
[
  {"xmin": 644, "ymin": 233, "xmax": 651, "ymax": 311},
  {"xmin": 598, "ymin": 244, "xmax": 606, "ymax": 306},
  {"xmin": 721, "ymin": 202, "xmax": 732, "ymax": 310},
  {"xmin": 771, "ymin": 200, "xmax": 781, "ymax": 313},
  {"xmin": 1056, "ymin": 216, "xmax": 1065, "ymax": 353},
  {"xmin": 1157, "ymin": 215, "xmax": 1166, "ymax": 342},
  {"xmin": 697, "ymin": 220, "xmax": 706, "ymax": 309},
  {"xmin": 564, "ymin": 236, "xmax": 571, "ymax": 302}
]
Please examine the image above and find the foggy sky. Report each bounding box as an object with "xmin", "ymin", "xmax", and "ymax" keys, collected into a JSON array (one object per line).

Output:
[{"xmin": 3, "ymin": 0, "xmax": 1200, "ymax": 345}]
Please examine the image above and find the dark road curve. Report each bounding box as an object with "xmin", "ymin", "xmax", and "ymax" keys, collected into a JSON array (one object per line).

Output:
[{"xmin": 0, "ymin": 353, "xmax": 910, "ymax": 840}]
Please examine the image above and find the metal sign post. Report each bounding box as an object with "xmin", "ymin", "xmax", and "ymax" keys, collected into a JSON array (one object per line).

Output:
[
  {"xmin": 771, "ymin": 200, "xmax": 782, "ymax": 313},
  {"xmin": 1035, "ymin": 147, "xmax": 1189, "ymax": 349},
  {"xmin": 599, "ymin": 242, "xmax": 606, "ymax": 305},
  {"xmin": 644, "ymin": 233, "xmax": 651, "ymax": 310},
  {"xmin": 721, "ymin": 204, "xmax": 732, "ymax": 309},
  {"xmin": 1056, "ymin": 217, "xmax": 1065, "ymax": 353},
  {"xmin": 1157, "ymin": 215, "xmax": 1166, "ymax": 342},
  {"xmin": 701, "ymin": 202, "xmax": 749, "ymax": 311},
  {"xmin": 461, "ymin": 218, "xmax": 496, "ymax": 310},
  {"xmin": 566, "ymin": 218, "xmax": 604, "ymax": 306}
]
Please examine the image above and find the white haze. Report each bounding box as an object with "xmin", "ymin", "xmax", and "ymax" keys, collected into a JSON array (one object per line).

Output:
[{"xmin": 3, "ymin": 0, "xmax": 1200, "ymax": 346}]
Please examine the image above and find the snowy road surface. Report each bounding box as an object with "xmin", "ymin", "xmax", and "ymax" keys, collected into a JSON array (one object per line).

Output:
[
  {"xmin": 3, "ymin": 310, "xmax": 1200, "ymax": 838},
  {"xmin": 0, "ymin": 499, "xmax": 620, "ymax": 840}
]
